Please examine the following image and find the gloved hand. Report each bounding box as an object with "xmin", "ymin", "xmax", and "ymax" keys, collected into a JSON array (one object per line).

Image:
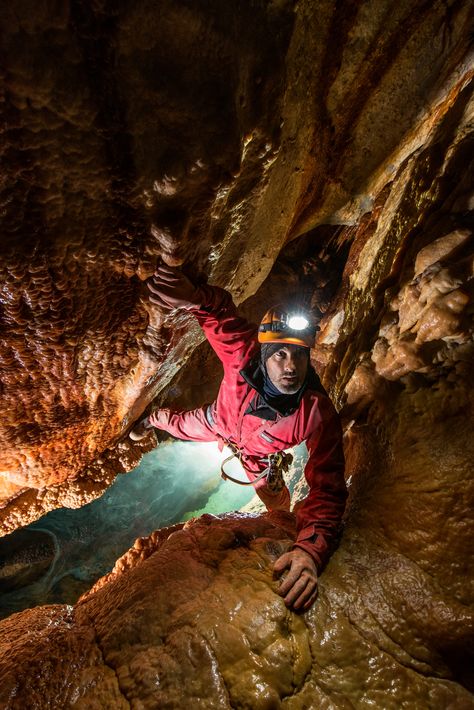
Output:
[{"xmin": 147, "ymin": 264, "xmax": 204, "ymax": 311}]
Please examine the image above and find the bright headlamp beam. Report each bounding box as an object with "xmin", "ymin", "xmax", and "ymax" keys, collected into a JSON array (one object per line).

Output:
[{"xmin": 287, "ymin": 315, "xmax": 309, "ymax": 330}]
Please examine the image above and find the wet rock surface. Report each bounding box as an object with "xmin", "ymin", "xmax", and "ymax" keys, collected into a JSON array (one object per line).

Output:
[
  {"xmin": 0, "ymin": 512, "xmax": 472, "ymax": 708},
  {"xmin": 0, "ymin": 0, "xmax": 473, "ymax": 706}
]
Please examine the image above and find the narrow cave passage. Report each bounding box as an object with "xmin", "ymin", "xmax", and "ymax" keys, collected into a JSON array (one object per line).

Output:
[
  {"xmin": 0, "ymin": 0, "xmax": 473, "ymax": 706},
  {"xmin": 0, "ymin": 440, "xmax": 308, "ymax": 618}
]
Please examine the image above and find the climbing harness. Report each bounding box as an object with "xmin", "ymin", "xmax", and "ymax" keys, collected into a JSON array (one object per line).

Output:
[
  {"xmin": 220, "ymin": 444, "xmax": 293, "ymax": 492},
  {"xmin": 206, "ymin": 403, "xmax": 293, "ymax": 492},
  {"xmin": 266, "ymin": 452, "xmax": 293, "ymax": 492}
]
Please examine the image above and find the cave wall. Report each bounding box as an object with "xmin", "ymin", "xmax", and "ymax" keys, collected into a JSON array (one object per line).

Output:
[
  {"xmin": 1, "ymin": 0, "xmax": 472, "ymax": 531},
  {"xmin": 0, "ymin": 1, "xmax": 474, "ymax": 706}
]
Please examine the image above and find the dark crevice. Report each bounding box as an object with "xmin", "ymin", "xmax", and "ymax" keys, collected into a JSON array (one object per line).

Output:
[{"xmin": 240, "ymin": 224, "xmax": 352, "ymax": 335}]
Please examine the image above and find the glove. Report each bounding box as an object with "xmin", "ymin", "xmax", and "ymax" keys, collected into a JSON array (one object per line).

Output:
[{"xmin": 147, "ymin": 264, "xmax": 204, "ymax": 311}]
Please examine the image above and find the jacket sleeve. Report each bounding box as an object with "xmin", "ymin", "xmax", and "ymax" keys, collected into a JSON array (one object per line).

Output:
[
  {"xmin": 190, "ymin": 284, "xmax": 258, "ymax": 369},
  {"xmin": 293, "ymin": 394, "xmax": 347, "ymax": 572}
]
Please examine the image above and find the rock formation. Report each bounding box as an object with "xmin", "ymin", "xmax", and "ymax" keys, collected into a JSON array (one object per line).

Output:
[
  {"xmin": 0, "ymin": 0, "xmax": 473, "ymax": 706},
  {"xmin": 0, "ymin": 510, "xmax": 473, "ymax": 707}
]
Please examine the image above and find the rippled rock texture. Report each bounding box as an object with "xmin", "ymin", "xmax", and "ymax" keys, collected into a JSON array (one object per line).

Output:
[
  {"xmin": 1, "ymin": 0, "xmax": 473, "ymax": 706},
  {"xmin": 0, "ymin": 512, "xmax": 473, "ymax": 708},
  {"xmin": 1, "ymin": 0, "xmax": 473, "ymax": 528}
]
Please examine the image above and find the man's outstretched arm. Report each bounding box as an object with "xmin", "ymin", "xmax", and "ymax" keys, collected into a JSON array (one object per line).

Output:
[{"xmin": 147, "ymin": 264, "xmax": 257, "ymax": 368}]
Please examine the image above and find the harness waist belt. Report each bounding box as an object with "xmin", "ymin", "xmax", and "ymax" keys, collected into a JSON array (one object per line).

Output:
[{"xmin": 220, "ymin": 449, "xmax": 293, "ymax": 491}]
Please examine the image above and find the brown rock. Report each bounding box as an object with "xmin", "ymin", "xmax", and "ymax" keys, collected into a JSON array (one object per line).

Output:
[
  {"xmin": 0, "ymin": 509, "xmax": 472, "ymax": 707},
  {"xmin": 414, "ymin": 230, "xmax": 472, "ymax": 276},
  {"xmin": 0, "ymin": 529, "xmax": 56, "ymax": 593},
  {"xmin": 1, "ymin": 0, "xmax": 473, "ymax": 527}
]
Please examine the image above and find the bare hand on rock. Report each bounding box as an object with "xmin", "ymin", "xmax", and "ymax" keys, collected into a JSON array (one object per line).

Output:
[
  {"xmin": 147, "ymin": 264, "xmax": 203, "ymax": 311},
  {"xmin": 273, "ymin": 548, "xmax": 318, "ymax": 611}
]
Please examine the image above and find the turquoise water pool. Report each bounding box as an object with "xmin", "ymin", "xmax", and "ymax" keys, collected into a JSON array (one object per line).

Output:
[
  {"xmin": 0, "ymin": 441, "xmax": 257, "ymax": 616},
  {"xmin": 0, "ymin": 440, "xmax": 307, "ymax": 618}
]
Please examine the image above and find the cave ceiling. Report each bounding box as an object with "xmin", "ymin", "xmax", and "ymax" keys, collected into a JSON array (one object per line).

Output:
[{"xmin": 0, "ymin": 0, "xmax": 473, "ymax": 705}]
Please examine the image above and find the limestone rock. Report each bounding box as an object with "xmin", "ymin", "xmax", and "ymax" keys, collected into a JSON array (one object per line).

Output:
[
  {"xmin": 1, "ymin": 0, "xmax": 473, "ymax": 528},
  {"xmin": 0, "ymin": 511, "xmax": 472, "ymax": 707},
  {"xmin": 0, "ymin": 529, "xmax": 56, "ymax": 593}
]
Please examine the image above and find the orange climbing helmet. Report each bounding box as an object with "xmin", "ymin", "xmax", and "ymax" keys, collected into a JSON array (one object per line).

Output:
[{"xmin": 258, "ymin": 305, "xmax": 317, "ymax": 348}]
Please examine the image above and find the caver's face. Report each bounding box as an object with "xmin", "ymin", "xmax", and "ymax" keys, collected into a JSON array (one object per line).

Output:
[{"xmin": 265, "ymin": 345, "xmax": 309, "ymax": 394}]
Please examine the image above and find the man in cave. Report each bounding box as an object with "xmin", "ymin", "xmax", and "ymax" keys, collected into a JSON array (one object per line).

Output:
[{"xmin": 130, "ymin": 264, "xmax": 347, "ymax": 611}]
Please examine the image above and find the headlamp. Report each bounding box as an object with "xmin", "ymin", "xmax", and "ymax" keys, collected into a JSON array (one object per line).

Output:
[
  {"xmin": 259, "ymin": 311, "xmax": 316, "ymax": 336},
  {"xmin": 287, "ymin": 315, "xmax": 309, "ymax": 330}
]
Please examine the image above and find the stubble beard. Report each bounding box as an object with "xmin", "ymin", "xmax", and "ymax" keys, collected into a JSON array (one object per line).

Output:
[{"xmin": 274, "ymin": 376, "xmax": 304, "ymax": 395}]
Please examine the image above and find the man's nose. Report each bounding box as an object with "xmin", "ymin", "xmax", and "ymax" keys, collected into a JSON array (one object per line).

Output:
[{"xmin": 284, "ymin": 355, "xmax": 297, "ymax": 371}]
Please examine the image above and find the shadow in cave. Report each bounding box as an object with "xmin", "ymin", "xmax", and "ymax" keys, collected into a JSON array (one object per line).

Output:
[{"xmin": 240, "ymin": 223, "xmax": 352, "ymax": 329}]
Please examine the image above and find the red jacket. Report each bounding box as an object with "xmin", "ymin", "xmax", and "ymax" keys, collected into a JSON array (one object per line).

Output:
[{"xmin": 188, "ymin": 285, "xmax": 347, "ymax": 571}]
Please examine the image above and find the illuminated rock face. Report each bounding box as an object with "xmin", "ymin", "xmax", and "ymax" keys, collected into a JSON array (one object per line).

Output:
[
  {"xmin": 0, "ymin": 0, "xmax": 473, "ymax": 705},
  {"xmin": 0, "ymin": 0, "xmax": 294, "ymax": 521},
  {"xmin": 1, "ymin": 0, "xmax": 472, "ymax": 528},
  {"xmin": 0, "ymin": 512, "xmax": 473, "ymax": 707}
]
